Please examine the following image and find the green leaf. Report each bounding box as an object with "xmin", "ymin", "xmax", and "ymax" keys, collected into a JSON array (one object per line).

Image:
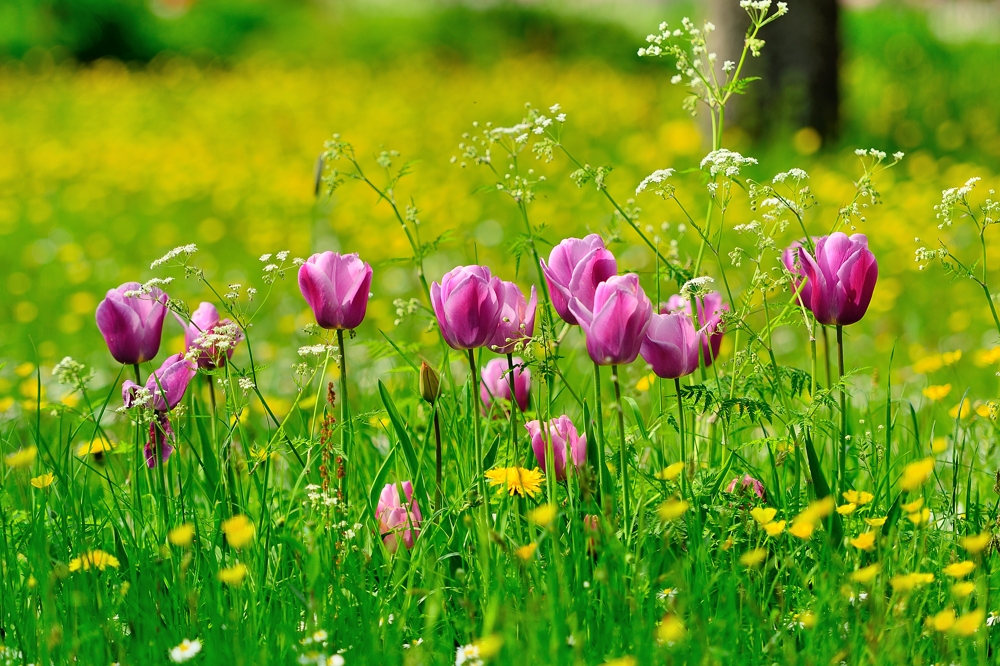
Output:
[
  {"xmin": 803, "ymin": 432, "xmax": 843, "ymax": 544},
  {"xmin": 368, "ymin": 447, "xmax": 397, "ymax": 520},
  {"xmin": 378, "ymin": 380, "xmax": 428, "ymax": 506},
  {"xmin": 623, "ymin": 397, "xmax": 650, "ymax": 443}
]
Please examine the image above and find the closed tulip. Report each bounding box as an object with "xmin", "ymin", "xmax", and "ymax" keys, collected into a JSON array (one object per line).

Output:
[
  {"xmin": 489, "ymin": 281, "xmax": 537, "ymax": 354},
  {"xmin": 122, "ymin": 353, "xmax": 197, "ymax": 412},
  {"xmin": 95, "ymin": 282, "xmax": 169, "ymax": 365},
  {"xmin": 431, "ymin": 265, "xmax": 503, "ymax": 350},
  {"xmin": 540, "ymin": 234, "xmax": 618, "ymax": 326},
  {"xmin": 525, "ymin": 415, "xmax": 586, "ymax": 481},
  {"xmin": 480, "ymin": 357, "xmax": 531, "ymax": 413},
  {"xmin": 639, "ymin": 312, "xmax": 701, "ymax": 379},
  {"xmin": 661, "ymin": 291, "xmax": 729, "ymax": 367},
  {"xmin": 569, "ymin": 274, "xmax": 652, "ymax": 366},
  {"xmin": 796, "ymin": 233, "xmax": 878, "ymax": 326},
  {"xmin": 298, "ymin": 252, "xmax": 373, "ymax": 330},
  {"xmin": 781, "ymin": 239, "xmax": 813, "ymax": 307},
  {"xmin": 376, "ymin": 481, "xmax": 422, "ymax": 552},
  {"xmin": 176, "ymin": 302, "xmax": 243, "ymax": 369}
]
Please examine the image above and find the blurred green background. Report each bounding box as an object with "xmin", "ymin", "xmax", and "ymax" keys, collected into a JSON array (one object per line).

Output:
[{"xmin": 2, "ymin": 0, "xmax": 1000, "ymax": 411}]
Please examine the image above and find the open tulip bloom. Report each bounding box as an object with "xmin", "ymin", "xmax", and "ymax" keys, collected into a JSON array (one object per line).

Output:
[
  {"xmin": 122, "ymin": 353, "xmax": 197, "ymax": 467},
  {"xmin": 489, "ymin": 281, "xmax": 537, "ymax": 354},
  {"xmin": 95, "ymin": 282, "xmax": 169, "ymax": 367},
  {"xmin": 540, "ymin": 234, "xmax": 618, "ymax": 326},
  {"xmin": 376, "ymin": 481, "xmax": 422, "ymax": 553},
  {"xmin": 176, "ymin": 302, "xmax": 243, "ymax": 369},
  {"xmin": 790, "ymin": 232, "xmax": 878, "ymax": 327}
]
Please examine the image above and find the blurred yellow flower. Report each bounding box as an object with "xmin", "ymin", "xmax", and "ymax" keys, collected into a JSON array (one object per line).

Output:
[
  {"xmin": 941, "ymin": 350, "xmax": 962, "ymax": 365},
  {"xmin": 217, "ymin": 563, "xmax": 248, "ymax": 586},
  {"xmin": 900, "ymin": 457, "xmax": 935, "ymax": 491},
  {"xmin": 222, "ymin": 515, "xmax": 255, "ymax": 549},
  {"xmin": 927, "ymin": 608, "xmax": 956, "ymax": 632},
  {"xmin": 750, "ymin": 507, "xmax": 777, "ymax": 526},
  {"xmin": 864, "ymin": 516, "xmax": 887, "ymax": 528},
  {"xmin": 890, "ymin": 572, "xmax": 934, "ymax": 592},
  {"xmin": 656, "ymin": 614, "xmax": 686, "ymax": 644},
  {"xmin": 902, "ymin": 497, "xmax": 924, "ymax": 512},
  {"xmin": 740, "ymin": 548, "xmax": 767, "ymax": 567},
  {"xmin": 959, "ymin": 531, "xmax": 992, "ymax": 554},
  {"xmin": 948, "ymin": 401, "xmax": 972, "ymax": 419},
  {"xmin": 528, "ymin": 503, "xmax": 557, "ymax": 527},
  {"xmin": 169, "ymin": 523, "xmax": 196, "ymax": 548},
  {"xmin": 69, "ymin": 550, "xmax": 119, "ymax": 572},
  {"xmin": 788, "ymin": 521, "xmax": 815, "ymax": 540},
  {"xmin": 635, "ymin": 373, "xmax": 656, "ymax": 392},
  {"xmin": 604, "ymin": 657, "xmax": 637, "ymax": 666},
  {"xmin": 485, "ymin": 467, "xmax": 544, "ymax": 498},
  {"xmin": 907, "ymin": 507, "xmax": 931, "ymax": 526},
  {"xmin": 5, "ymin": 446, "xmax": 37, "ymax": 469},
  {"xmin": 849, "ymin": 531, "xmax": 876, "ymax": 550},
  {"xmin": 975, "ymin": 402, "xmax": 996, "ymax": 419},
  {"xmin": 836, "ymin": 503, "xmax": 857, "ymax": 515},
  {"xmin": 30, "ymin": 472, "xmax": 54, "ymax": 489},
  {"xmin": 796, "ymin": 496, "xmax": 835, "ymax": 524},
  {"xmin": 842, "ymin": 490, "xmax": 874, "ymax": 506},
  {"xmin": 850, "ymin": 563, "xmax": 881, "ymax": 584},
  {"xmin": 658, "ymin": 498, "xmax": 689, "ymax": 521},
  {"xmin": 922, "ymin": 384, "xmax": 952, "ymax": 401},
  {"xmin": 951, "ymin": 581, "xmax": 975, "ymax": 598},
  {"xmin": 655, "ymin": 462, "xmax": 685, "ymax": 481},
  {"xmin": 943, "ymin": 561, "xmax": 975, "ymax": 578},
  {"xmin": 931, "ymin": 437, "xmax": 948, "ymax": 454},
  {"xmin": 77, "ymin": 439, "xmax": 114, "ymax": 456},
  {"xmin": 912, "ymin": 355, "xmax": 943, "ymax": 374},
  {"xmin": 515, "ymin": 543, "xmax": 537, "ymax": 561},
  {"xmin": 474, "ymin": 635, "xmax": 503, "ymax": 659},
  {"xmin": 763, "ymin": 520, "xmax": 786, "ymax": 537},
  {"xmin": 952, "ymin": 609, "xmax": 984, "ymax": 636},
  {"xmin": 973, "ymin": 347, "xmax": 1000, "ymax": 367}
]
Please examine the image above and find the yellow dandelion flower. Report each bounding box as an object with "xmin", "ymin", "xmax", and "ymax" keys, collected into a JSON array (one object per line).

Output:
[
  {"xmin": 900, "ymin": 457, "xmax": 935, "ymax": 491},
  {"xmin": 973, "ymin": 347, "xmax": 1000, "ymax": 367},
  {"xmin": 795, "ymin": 496, "xmax": 835, "ymax": 524},
  {"xmin": 943, "ymin": 561, "xmax": 975, "ymax": 578},
  {"xmin": 763, "ymin": 520, "xmax": 786, "ymax": 537},
  {"xmin": 788, "ymin": 521, "xmax": 815, "ymax": 540},
  {"xmin": 849, "ymin": 531, "xmax": 876, "ymax": 551},
  {"xmin": 837, "ymin": 503, "xmax": 857, "ymax": 515},
  {"xmin": 5, "ymin": 446, "xmax": 37, "ymax": 469},
  {"xmin": 528, "ymin": 503, "xmax": 557, "ymax": 527},
  {"xmin": 842, "ymin": 490, "xmax": 874, "ymax": 506},
  {"xmin": 890, "ymin": 572, "xmax": 934, "ymax": 592},
  {"xmin": 959, "ymin": 532, "xmax": 992, "ymax": 554},
  {"xmin": 168, "ymin": 523, "xmax": 196, "ymax": 548},
  {"xmin": 222, "ymin": 515, "xmax": 255, "ymax": 549},
  {"xmin": 655, "ymin": 462, "xmax": 685, "ymax": 481},
  {"xmin": 941, "ymin": 350, "xmax": 962, "ymax": 365},
  {"xmin": 902, "ymin": 497, "xmax": 924, "ymax": 512},
  {"xmin": 927, "ymin": 608, "xmax": 956, "ymax": 632},
  {"xmin": 750, "ymin": 507, "xmax": 777, "ymax": 526},
  {"xmin": 658, "ymin": 498, "xmax": 689, "ymax": 522},
  {"xmin": 739, "ymin": 548, "xmax": 767, "ymax": 568},
  {"xmin": 217, "ymin": 563, "xmax": 248, "ymax": 586},
  {"xmin": 515, "ymin": 543, "xmax": 537, "ymax": 561},
  {"xmin": 485, "ymin": 467, "xmax": 544, "ymax": 498},
  {"xmin": 931, "ymin": 437, "xmax": 949, "ymax": 454},
  {"xmin": 864, "ymin": 516, "xmax": 887, "ymax": 528},
  {"xmin": 77, "ymin": 439, "xmax": 114, "ymax": 457},
  {"xmin": 635, "ymin": 373, "xmax": 656, "ymax": 392},
  {"xmin": 850, "ymin": 563, "xmax": 881, "ymax": 584},
  {"xmin": 952, "ymin": 609, "xmax": 985, "ymax": 636},
  {"xmin": 949, "ymin": 402, "xmax": 972, "ymax": 420},
  {"xmin": 907, "ymin": 507, "xmax": 931, "ymax": 526},
  {"xmin": 68, "ymin": 550, "xmax": 120, "ymax": 572},
  {"xmin": 656, "ymin": 614, "xmax": 686, "ymax": 644},
  {"xmin": 951, "ymin": 581, "xmax": 975, "ymax": 598},
  {"xmin": 922, "ymin": 384, "xmax": 952, "ymax": 401},
  {"xmin": 30, "ymin": 473, "xmax": 55, "ymax": 489},
  {"xmin": 913, "ymin": 355, "xmax": 943, "ymax": 374},
  {"xmin": 975, "ymin": 403, "xmax": 994, "ymax": 419}
]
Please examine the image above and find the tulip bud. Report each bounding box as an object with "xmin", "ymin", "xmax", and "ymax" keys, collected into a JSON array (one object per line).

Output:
[{"xmin": 419, "ymin": 361, "xmax": 440, "ymax": 404}]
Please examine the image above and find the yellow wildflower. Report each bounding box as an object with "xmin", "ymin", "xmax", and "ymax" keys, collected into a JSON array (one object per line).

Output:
[
  {"xmin": 77, "ymin": 439, "xmax": 114, "ymax": 457},
  {"xmin": 750, "ymin": 507, "xmax": 777, "ymax": 526},
  {"xmin": 168, "ymin": 523, "xmax": 196, "ymax": 548},
  {"xmin": 635, "ymin": 373, "xmax": 656, "ymax": 392},
  {"xmin": 658, "ymin": 498, "xmax": 689, "ymax": 522},
  {"xmin": 474, "ymin": 635, "xmax": 503, "ymax": 659},
  {"xmin": 842, "ymin": 490, "xmax": 874, "ymax": 506},
  {"xmin": 951, "ymin": 581, "xmax": 975, "ymax": 598},
  {"xmin": 515, "ymin": 543, "xmax": 537, "ymax": 561},
  {"xmin": 485, "ymin": 467, "xmax": 544, "ymax": 498},
  {"xmin": 949, "ymin": 401, "xmax": 972, "ymax": 420},
  {"xmin": 850, "ymin": 563, "xmax": 881, "ymax": 584},
  {"xmin": 942, "ymin": 350, "xmax": 962, "ymax": 365},
  {"xmin": 720, "ymin": 537, "xmax": 733, "ymax": 551},
  {"xmin": 943, "ymin": 561, "xmax": 975, "ymax": 578},
  {"xmin": 864, "ymin": 516, "xmax": 887, "ymax": 528},
  {"xmin": 837, "ymin": 503, "xmax": 857, "ymax": 515},
  {"xmin": 69, "ymin": 550, "xmax": 120, "ymax": 572},
  {"xmin": 656, "ymin": 614, "xmax": 686, "ymax": 644},
  {"xmin": 739, "ymin": 548, "xmax": 767, "ymax": 568},
  {"xmin": 900, "ymin": 457, "xmax": 935, "ymax": 491},
  {"xmin": 655, "ymin": 462, "xmax": 685, "ymax": 481},
  {"xmin": 890, "ymin": 572, "xmax": 934, "ymax": 592},
  {"xmin": 927, "ymin": 608, "xmax": 956, "ymax": 632},
  {"xmin": 952, "ymin": 609, "xmax": 985, "ymax": 636},
  {"xmin": 849, "ymin": 531, "xmax": 876, "ymax": 551},
  {"xmin": 796, "ymin": 496, "xmax": 835, "ymax": 524},
  {"xmin": 763, "ymin": 520, "xmax": 786, "ymax": 537},
  {"xmin": 974, "ymin": 347, "xmax": 1000, "ymax": 366},
  {"xmin": 788, "ymin": 521, "xmax": 815, "ymax": 540},
  {"xmin": 902, "ymin": 497, "xmax": 924, "ymax": 512},
  {"xmin": 907, "ymin": 508, "xmax": 931, "ymax": 526},
  {"xmin": 527, "ymin": 503, "xmax": 557, "ymax": 527},
  {"xmin": 217, "ymin": 563, "xmax": 248, "ymax": 586},
  {"xmin": 222, "ymin": 515, "xmax": 255, "ymax": 549},
  {"xmin": 922, "ymin": 384, "xmax": 952, "ymax": 401},
  {"xmin": 5, "ymin": 446, "xmax": 37, "ymax": 469},
  {"xmin": 959, "ymin": 532, "xmax": 992, "ymax": 554},
  {"xmin": 975, "ymin": 402, "xmax": 995, "ymax": 419},
  {"xmin": 912, "ymin": 355, "xmax": 943, "ymax": 374},
  {"xmin": 931, "ymin": 437, "xmax": 948, "ymax": 454},
  {"xmin": 30, "ymin": 473, "xmax": 55, "ymax": 489}
]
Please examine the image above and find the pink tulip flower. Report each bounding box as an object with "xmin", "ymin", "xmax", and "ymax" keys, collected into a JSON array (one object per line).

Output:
[
  {"xmin": 430, "ymin": 265, "xmax": 503, "ymax": 350},
  {"xmin": 376, "ymin": 481, "xmax": 422, "ymax": 552},
  {"xmin": 661, "ymin": 291, "xmax": 729, "ymax": 367},
  {"xmin": 488, "ymin": 281, "xmax": 537, "ymax": 354},
  {"xmin": 525, "ymin": 415, "xmax": 587, "ymax": 481},
  {"xmin": 480, "ymin": 357, "xmax": 531, "ymax": 413},
  {"xmin": 540, "ymin": 234, "xmax": 618, "ymax": 326},
  {"xmin": 95, "ymin": 282, "xmax": 169, "ymax": 365},
  {"xmin": 794, "ymin": 233, "xmax": 878, "ymax": 326},
  {"xmin": 569, "ymin": 274, "xmax": 652, "ymax": 366},
  {"xmin": 176, "ymin": 302, "xmax": 243, "ymax": 369},
  {"xmin": 298, "ymin": 252, "xmax": 373, "ymax": 330},
  {"xmin": 639, "ymin": 312, "xmax": 701, "ymax": 379}
]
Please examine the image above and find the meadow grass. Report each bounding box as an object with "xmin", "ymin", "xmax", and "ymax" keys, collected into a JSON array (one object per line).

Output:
[{"xmin": 3, "ymin": 4, "xmax": 1000, "ymax": 665}]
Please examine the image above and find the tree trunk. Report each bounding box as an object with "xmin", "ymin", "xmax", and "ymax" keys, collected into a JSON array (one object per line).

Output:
[{"xmin": 709, "ymin": 0, "xmax": 841, "ymax": 141}]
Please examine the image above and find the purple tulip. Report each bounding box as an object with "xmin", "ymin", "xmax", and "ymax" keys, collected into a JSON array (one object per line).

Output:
[
  {"xmin": 376, "ymin": 481, "xmax": 422, "ymax": 552},
  {"xmin": 568, "ymin": 274, "xmax": 652, "ymax": 366},
  {"xmin": 525, "ymin": 415, "xmax": 587, "ymax": 481},
  {"xmin": 145, "ymin": 412, "xmax": 175, "ymax": 469},
  {"xmin": 489, "ymin": 281, "xmax": 538, "ymax": 354},
  {"xmin": 661, "ymin": 291, "xmax": 729, "ymax": 367},
  {"xmin": 796, "ymin": 233, "xmax": 878, "ymax": 326},
  {"xmin": 95, "ymin": 282, "xmax": 169, "ymax": 365},
  {"xmin": 175, "ymin": 303, "xmax": 243, "ymax": 369},
  {"xmin": 726, "ymin": 474, "xmax": 766, "ymax": 500},
  {"xmin": 298, "ymin": 252, "xmax": 373, "ymax": 330},
  {"xmin": 122, "ymin": 353, "xmax": 197, "ymax": 412},
  {"xmin": 540, "ymin": 234, "xmax": 618, "ymax": 326},
  {"xmin": 480, "ymin": 357, "xmax": 531, "ymax": 413},
  {"xmin": 639, "ymin": 312, "xmax": 701, "ymax": 379},
  {"xmin": 430, "ymin": 265, "xmax": 503, "ymax": 350}
]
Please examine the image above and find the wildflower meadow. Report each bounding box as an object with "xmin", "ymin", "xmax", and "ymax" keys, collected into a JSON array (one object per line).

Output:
[{"xmin": 4, "ymin": 2, "xmax": 1000, "ymax": 665}]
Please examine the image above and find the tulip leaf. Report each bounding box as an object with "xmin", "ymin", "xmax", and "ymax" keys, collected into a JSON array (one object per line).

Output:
[
  {"xmin": 623, "ymin": 397, "xmax": 650, "ymax": 444},
  {"xmin": 706, "ymin": 451, "xmax": 736, "ymax": 500},
  {"xmin": 377, "ymin": 380, "xmax": 428, "ymax": 505},
  {"xmin": 369, "ymin": 446, "xmax": 397, "ymax": 522},
  {"xmin": 484, "ymin": 433, "xmax": 501, "ymax": 470},
  {"xmin": 378, "ymin": 330, "xmax": 420, "ymax": 373},
  {"xmin": 882, "ymin": 490, "xmax": 903, "ymax": 537},
  {"xmin": 803, "ymin": 431, "xmax": 843, "ymax": 544}
]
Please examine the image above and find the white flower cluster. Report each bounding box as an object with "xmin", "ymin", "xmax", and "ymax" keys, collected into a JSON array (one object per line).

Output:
[
  {"xmin": 194, "ymin": 322, "xmax": 241, "ymax": 354},
  {"xmin": 123, "ymin": 277, "xmax": 173, "ymax": 298},
  {"xmin": 151, "ymin": 244, "xmax": 198, "ymax": 269},
  {"xmin": 306, "ymin": 483, "xmax": 340, "ymax": 508},
  {"xmin": 298, "ymin": 344, "xmax": 337, "ymax": 358},
  {"xmin": 298, "ymin": 629, "xmax": 345, "ymax": 666},
  {"xmin": 635, "ymin": 168, "xmax": 675, "ymax": 196},
  {"xmin": 53, "ymin": 356, "xmax": 92, "ymax": 389},
  {"xmin": 700, "ymin": 149, "xmax": 758, "ymax": 178},
  {"xmin": 772, "ymin": 168, "xmax": 809, "ymax": 184},
  {"xmin": 935, "ymin": 177, "xmax": 981, "ymax": 228},
  {"xmin": 914, "ymin": 245, "xmax": 948, "ymax": 270},
  {"xmin": 680, "ymin": 276, "xmax": 715, "ymax": 298},
  {"xmin": 238, "ymin": 377, "xmax": 256, "ymax": 395}
]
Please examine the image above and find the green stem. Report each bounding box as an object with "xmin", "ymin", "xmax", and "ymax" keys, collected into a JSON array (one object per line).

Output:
[
  {"xmin": 337, "ymin": 329, "xmax": 352, "ymax": 505},
  {"xmin": 612, "ymin": 366, "xmax": 629, "ymax": 527},
  {"xmin": 434, "ymin": 408, "xmax": 443, "ymax": 514},
  {"xmin": 469, "ymin": 349, "xmax": 488, "ymax": 512},
  {"xmin": 675, "ymin": 377, "xmax": 686, "ymax": 495},
  {"xmin": 837, "ymin": 325, "xmax": 847, "ymax": 495},
  {"xmin": 593, "ymin": 362, "xmax": 608, "ymax": 512},
  {"xmin": 506, "ymin": 353, "xmax": 519, "ymax": 457},
  {"xmin": 132, "ymin": 363, "xmax": 141, "ymax": 384}
]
